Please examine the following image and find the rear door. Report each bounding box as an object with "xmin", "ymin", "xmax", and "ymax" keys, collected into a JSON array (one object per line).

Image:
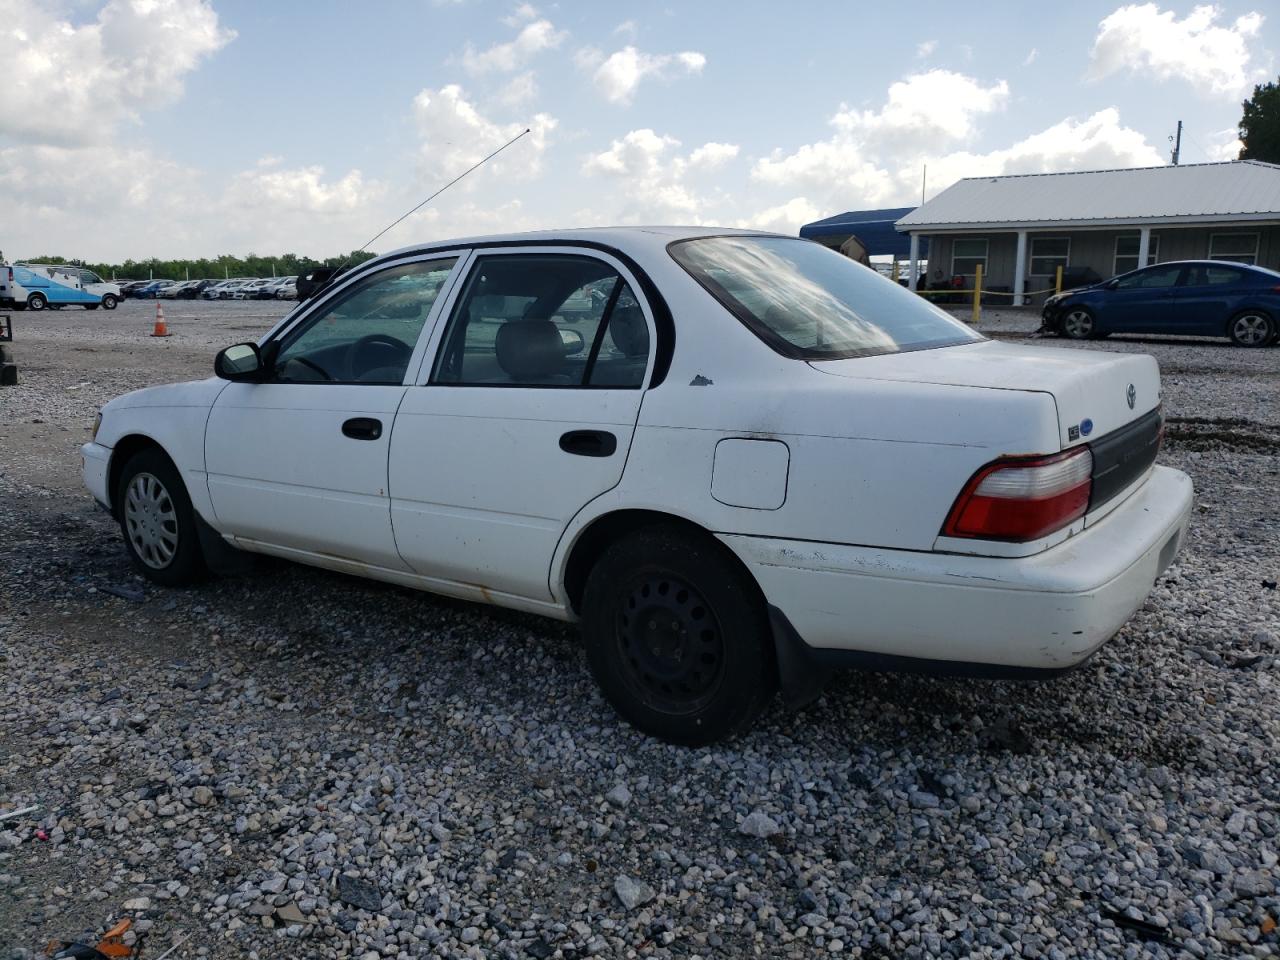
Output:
[
  {"xmin": 1096, "ymin": 264, "xmax": 1185, "ymax": 332},
  {"xmin": 1173, "ymin": 263, "xmax": 1248, "ymax": 336},
  {"xmin": 204, "ymin": 254, "xmax": 464, "ymax": 569},
  {"xmin": 388, "ymin": 248, "xmax": 654, "ymax": 602}
]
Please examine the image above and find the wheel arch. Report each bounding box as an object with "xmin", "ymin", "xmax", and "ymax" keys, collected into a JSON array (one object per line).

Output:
[
  {"xmin": 559, "ymin": 508, "xmax": 765, "ymax": 618},
  {"xmin": 106, "ymin": 434, "xmax": 173, "ymax": 518}
]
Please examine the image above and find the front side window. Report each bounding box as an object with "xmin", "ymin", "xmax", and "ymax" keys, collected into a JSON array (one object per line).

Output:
[
  {"xmin": 670, "ymin": 235, "xmax": 982, "ymax": 360},
  {"xmin": 1209, "ymin": 232, "xmax": 1259, "ymax": 265},
  {"xmin": 431, "ymin": 255, "xmax": 649, "ymax": 388},
  {"xmin": 273, "ymin": 257, "xmax": 458, "ymax": 384},
  {"xmin": 1029, "ymin": 238, "xmax": 1069, "ymax": 276},
  {"xmin": 1114, "ymin": 264, "xmax": 1184, "ymax": 289},
  {"xmin": 951, "ymin": 238, "xmax": 988, "ymax": 277},
  {"xmin": 1114, "ymin": 234, "xmax": 1160, "ymax": 275}
]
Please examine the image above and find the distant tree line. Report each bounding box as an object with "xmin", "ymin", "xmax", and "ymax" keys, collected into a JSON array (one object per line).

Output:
[{"xmin": 12, "ymin": 250, "xmax": 381, "ymax": 281}]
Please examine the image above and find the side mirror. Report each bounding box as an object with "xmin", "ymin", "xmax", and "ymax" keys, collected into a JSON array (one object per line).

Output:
[
  {"xmin": 1103, "ymin": 278, "xmax": 1119, "ymax": 290},
  {"xmin": 215, "ymin": 342, "xmax": 266, "ymax": 381},
  {"xmin": 559, "ymin": 328, "xmax": 586, "ymax": 355}
]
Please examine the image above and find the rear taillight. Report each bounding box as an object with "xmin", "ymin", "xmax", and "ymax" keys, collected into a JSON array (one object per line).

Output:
[{"xmin": 943, "ymin": 447, "xmax": 1093, "ymax": 542}]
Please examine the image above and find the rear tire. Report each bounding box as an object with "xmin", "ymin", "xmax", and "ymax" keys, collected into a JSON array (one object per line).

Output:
[
  {"xmin": 581, "ymin": 525, "xmax": 776, "ymax": 745},
  {"xmin": 116, "ymin": 447, "xmax": 206, "ymax": 586},
  {"xmin": 1060, "ymin": 307, "xmax": 1095, "ymax": 339},
  {"xmin": 1228, "ymin": 310, "xmax": 1274, "ymax": 347},
  {"xmin": 101, "ymin": 294, "xmax": 118, "ymax": 310},
  {"xmin": 27, "ymin": 293, "xmax": 46, "ymax": 311}
]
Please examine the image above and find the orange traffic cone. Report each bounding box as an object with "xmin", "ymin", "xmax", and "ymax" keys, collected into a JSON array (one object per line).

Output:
[{"xmin": 151, "ymin": 301, "xmax": 171, "ymax": 338}]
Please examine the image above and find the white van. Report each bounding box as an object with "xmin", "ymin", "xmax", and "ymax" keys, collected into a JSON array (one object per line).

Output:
[{"xmin": 7, "ymin": 263, "xmax": 121, "ymax": 311}]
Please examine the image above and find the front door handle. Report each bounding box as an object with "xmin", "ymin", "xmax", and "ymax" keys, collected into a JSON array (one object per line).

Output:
[
  {"xmin": 559, "ymin": 429, "xmax": 617, "ymax": 457},
  {"xmin": 342, "ymin": 417, "xmax": 383, "ymax": 441}
]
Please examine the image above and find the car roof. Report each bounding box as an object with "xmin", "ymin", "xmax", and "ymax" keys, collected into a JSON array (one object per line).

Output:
[{"xmin": 379, "ymin": 225, "xmax": 781, "ymax": 262}]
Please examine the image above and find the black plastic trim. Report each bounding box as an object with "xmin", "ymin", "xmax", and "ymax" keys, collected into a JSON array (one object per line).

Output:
[{"xmin": 1088, "ymin": 407, "xmax": 1162, "ymax": 511}]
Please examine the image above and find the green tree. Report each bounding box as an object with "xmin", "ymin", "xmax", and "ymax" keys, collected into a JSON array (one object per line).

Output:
[{"xmin": 1239, "ymin": 77, "xmax": 1280, "ymax": 163}]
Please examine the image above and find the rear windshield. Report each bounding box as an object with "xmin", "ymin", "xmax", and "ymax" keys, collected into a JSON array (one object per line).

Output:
[{"xmin": 670, "ymin": 235, "xmax": 983, "ymax": 359}]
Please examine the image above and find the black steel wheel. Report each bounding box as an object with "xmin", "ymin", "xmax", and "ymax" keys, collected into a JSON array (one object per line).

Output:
[{"xmin": 581, "ymin": 525, "xmax": 776, "ymax": 745}]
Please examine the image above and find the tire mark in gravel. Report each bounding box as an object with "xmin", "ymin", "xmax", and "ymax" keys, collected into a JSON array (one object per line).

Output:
[{"xmin": 1164, "ymin": 416, "xmax": 1280, "ymax": 454}]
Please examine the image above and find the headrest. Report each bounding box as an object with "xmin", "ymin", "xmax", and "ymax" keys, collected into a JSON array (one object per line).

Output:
[
  {"xmin": 495, "ymin": 319, "xmax": 565, "ymax": 381},
  {"xmin": 607, "ymin": 303, "xmax": 649, "ymax": 357}
]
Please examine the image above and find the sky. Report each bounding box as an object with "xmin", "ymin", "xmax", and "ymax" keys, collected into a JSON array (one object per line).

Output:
[{"xmin": 0, "ymin": 0, "xmax": 1276, "ymax": 262}]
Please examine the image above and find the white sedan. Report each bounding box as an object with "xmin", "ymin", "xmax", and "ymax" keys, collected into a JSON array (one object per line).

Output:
[{"xmin": 82, "ymin": 227, "xmax": 1193, "ymax": 744}]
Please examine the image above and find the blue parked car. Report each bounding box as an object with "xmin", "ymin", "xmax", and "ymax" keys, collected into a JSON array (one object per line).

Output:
[
  {"xmin": 1042, "ymin": 260, "xmax": 1280, "ymax": 347},
  {"xmin": 134, "ymin": 280, "xmax": 178, "ymax": 299}
]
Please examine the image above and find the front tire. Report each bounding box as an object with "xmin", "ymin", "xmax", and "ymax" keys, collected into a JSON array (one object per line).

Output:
[
  {"xmin": 1228, "ymin": 310, "xmax": 1274, "ymax": 347},
  {"xmin": 116, "ymin": 448, "xmax": 206, "ymax": 586},
  {"xmin": 27, "ymin": 293, "xmax": 46, "ymax": 311},
  {"xmin": 101, "ymin": 294, "xmax": 118, "ymax": 310},
  {"xmin": 1060, "ymin": 307, "xmax": 1095, "ymax": 339},
  {"xmin": 581, "ymin": 526, "xmax": 776, "ymax": 745}
]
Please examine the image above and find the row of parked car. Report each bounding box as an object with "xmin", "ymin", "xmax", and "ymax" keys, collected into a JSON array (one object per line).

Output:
[{"xmin": 118, "ymin": 277, "xmax": 298, "ymax": 300}]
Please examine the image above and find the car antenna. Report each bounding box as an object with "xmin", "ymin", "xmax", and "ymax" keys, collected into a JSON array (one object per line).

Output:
[{"xmin": 319, "ymin": 126, "xmax": 532, "ymax": 286}]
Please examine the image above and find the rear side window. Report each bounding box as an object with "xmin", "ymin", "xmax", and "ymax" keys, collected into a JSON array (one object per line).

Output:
[
  {"xmin": 670, "ymin": 236, "xmax": 982, "ymax": 360},
  {"xmin": 431, "ymin": 255, "xmax": 649, "ymax": 388}
]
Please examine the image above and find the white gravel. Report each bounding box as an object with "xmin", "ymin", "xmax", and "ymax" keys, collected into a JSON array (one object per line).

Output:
[{"xmin": 1, "ymin": 301, "xmax": 1278, "ymax": 959}]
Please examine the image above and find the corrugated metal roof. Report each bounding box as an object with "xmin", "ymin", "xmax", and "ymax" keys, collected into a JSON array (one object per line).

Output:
[{"xmin": 896, "ymin": 160, "xmax": 1280, "ymax": 231}]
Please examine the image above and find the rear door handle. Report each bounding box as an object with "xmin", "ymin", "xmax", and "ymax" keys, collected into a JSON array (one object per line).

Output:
[
  {"xmin": 559, "ymin": 429, "xmax": 617, "ymax": 457},
  {"xmin": 342, "ymin": 417, "xmax": 383, "ymax": 441}
]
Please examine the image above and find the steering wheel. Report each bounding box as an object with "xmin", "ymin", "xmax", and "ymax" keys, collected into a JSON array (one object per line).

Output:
[
  {"xmin": 345, "ymin": 333, "xmax": 412, "ymax": 380},
  {"xmin": 283, "ymin": 355, "xmax": 333, "ymax": 381}
]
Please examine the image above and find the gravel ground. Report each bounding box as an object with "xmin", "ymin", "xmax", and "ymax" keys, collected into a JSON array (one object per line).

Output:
[{"xmin": 1, "ymin": 300, "xmax": 1278, "ymax": 959}]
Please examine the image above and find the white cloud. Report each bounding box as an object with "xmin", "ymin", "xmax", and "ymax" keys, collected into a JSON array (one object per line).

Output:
[
  {"xmin": 735, "ymin": 198, "xmax": 823, "ymax": 234},
  {"xmin": 579, "ymin": 45, "xmax": 707, "ymax": 104},
  {"xmin": 1206, "ymin": 127, "xmax": 1243, "ymax": 161},
  {"xmin": 915, "ymin": 39, "xmax": 937, "ymax": 58},
  {"xmin": 413, "ymin": 84, "xmax": 557, "ymax": 183},
  {"xmin": 461, "ymin": 14, "xmax": 565, "ymax": 74},
  {"xmin": 225, "ymin": 165, "xmax": 383, "ymax": 217},
  {"xmin": 496, "ymin": 71, "xmax": 538, "ymax": 107},
  {"xmin": 1089, "ymin": 3, "xmax": 1267, "ymax": 97},
  {"xmin": 1, "ymin": 0, "xmax": 233, "ymax": 146},
  {"xmin": 1023, "ymin": 47, "xmax": 1038, "ymax": 66},
  {"xmin": 688, "ymin": 142, "xmax": 740, "ymax": 169},
  {"xmin": 582, "ymin": 129, "xmax": 722, "ymax": 221},
  {"xmin": 613, "ymin": 19, "xmax": 638, "ymax": 38}
]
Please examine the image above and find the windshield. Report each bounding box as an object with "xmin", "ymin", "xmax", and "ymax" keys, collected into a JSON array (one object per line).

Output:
[{"xmin": 670, "ymin": 235, "xmax": 983, "ymax": 359}]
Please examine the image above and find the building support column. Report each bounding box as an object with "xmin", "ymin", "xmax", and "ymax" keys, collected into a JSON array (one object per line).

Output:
[
  {"xmin": 1137, "ymin": 225, "xmax": 1151, "ymax": 271},
  {"xmin": 1013, "ymin": 230, "xmax": 1028, "ymax": 306},
  {"xmin": 908, "ymin": 233, "xmax": 920, "ymax": 291}
]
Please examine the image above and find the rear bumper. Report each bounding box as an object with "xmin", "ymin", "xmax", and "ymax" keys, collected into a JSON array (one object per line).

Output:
[{"xmin": 723, "ymin": 465, "xmax": 1193, "ymax": 673}]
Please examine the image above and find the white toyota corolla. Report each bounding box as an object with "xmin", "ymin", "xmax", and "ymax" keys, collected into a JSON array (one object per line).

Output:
[{"xmin": 82, "ymin": 227, "xmax": 1193, "ymax": 744}]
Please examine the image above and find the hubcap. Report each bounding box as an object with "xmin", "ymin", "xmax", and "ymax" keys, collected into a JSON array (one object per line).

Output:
[
  {"xmin": 616, "ymin": 573, "xmax": 725, "ymax": 715},
  {"xmin": 1233, "ymin": 314, "xmax": 1269, "ymax": 345},
  {"xmin": 1064, "ymin": 310, "xmax": 1092, "ymax": 337},
  {"xmin": 124, "ymin": 472, "xmax": 179, "ymax": 569}
]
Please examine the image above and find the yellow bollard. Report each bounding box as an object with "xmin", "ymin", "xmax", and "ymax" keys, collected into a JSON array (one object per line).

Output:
[
  {"xmin": 971, "ymin": 263, "xmax": 982, "ymax": 325},
  {"xmin": 1055, "ymin": 265, "xmax": 1063, "ymax": 295}
]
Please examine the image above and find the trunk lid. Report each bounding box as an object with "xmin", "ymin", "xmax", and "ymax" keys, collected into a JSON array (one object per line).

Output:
[{"xmin": 810, "ymin": 340, "xmax": 1161, "ymax": 449}]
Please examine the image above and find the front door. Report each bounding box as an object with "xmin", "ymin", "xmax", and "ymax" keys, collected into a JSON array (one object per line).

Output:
[
  {"xmin": 1096, "ymin": 263, "xmax": 1186, "ymax": 332},
  {"xmin": 205, "ymin": 254, "xmax": 463, "ymax": 569},
  {"xmin": 389, "ymin": 249, "xmax": 654, "ymax": 602}
]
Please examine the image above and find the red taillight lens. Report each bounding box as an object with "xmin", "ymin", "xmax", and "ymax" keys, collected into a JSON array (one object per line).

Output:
[{"xmin": 943, "ymin": 447, "xmax": 1093, "ymax": 542}]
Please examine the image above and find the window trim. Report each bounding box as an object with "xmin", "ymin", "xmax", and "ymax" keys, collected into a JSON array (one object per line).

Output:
[
  {"xmin": 263, "ymin": 251, "xmax": 467, "ymax": 387},
  {"xmin": 950, "ymin": 237, "xmax": 989, "ymax": 278},
  {"xmin": 1028, "ymin": 236, "xmax": 1070, "ymax": 276},
  {"xmin": 1113, "ymin": 234, "xmax": 1160, "ymax": 276},
  {"xmin": 419, "ymin": 247, "xmax": 657, "ymax": 391},
  {"xmin": 1208, "ymin": 231, "xmax": 1260, "ymax": 265}
]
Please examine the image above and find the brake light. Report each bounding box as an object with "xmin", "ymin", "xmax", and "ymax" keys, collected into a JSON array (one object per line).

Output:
[{"xmin": 943, "ymin": 447, "xmax": 1093, "ymax": 542}]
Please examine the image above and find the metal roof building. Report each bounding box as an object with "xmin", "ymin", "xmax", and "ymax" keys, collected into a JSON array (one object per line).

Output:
[{"xmin": 893, "ymin": 160, "xmax": 1280, "ymax": 302}]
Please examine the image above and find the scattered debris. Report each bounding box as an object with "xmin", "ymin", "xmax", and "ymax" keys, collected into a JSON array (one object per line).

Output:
[
  {"xmin": 1100, "ymin": 907, "xmax": 1173, "ymax": 944},
  {"xmin": 98, "ymin": 584, "xmax": 145, "ymax": 603},
  {"xmin": 0, "ymin": 805, "xmax": 40, "ymax": 823}
]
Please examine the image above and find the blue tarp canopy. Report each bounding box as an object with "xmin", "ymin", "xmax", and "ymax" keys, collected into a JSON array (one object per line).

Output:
[{"xmin": 798, "ymin": 207, "xmax": 926, "ymax": 258}]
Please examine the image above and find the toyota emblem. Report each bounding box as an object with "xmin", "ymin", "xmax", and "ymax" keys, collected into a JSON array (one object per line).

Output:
[{"xmin": 1126, "ymin": 383, "xmax": 1136, "ymax": 409}]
